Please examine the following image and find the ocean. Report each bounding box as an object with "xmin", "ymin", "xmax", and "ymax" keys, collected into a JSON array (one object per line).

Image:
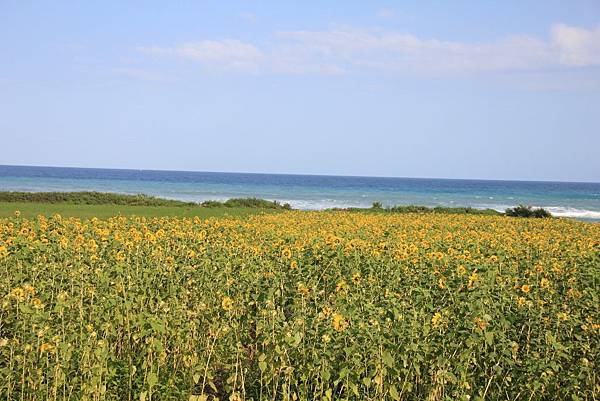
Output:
[{"xmin": 1, "ymin": 165, "xmax": 599, "ymax": 220}]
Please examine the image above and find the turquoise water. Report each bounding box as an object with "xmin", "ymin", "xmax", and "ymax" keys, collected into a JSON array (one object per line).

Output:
[{"xmin": 1, "ymin": 165, "xmax": 599, "ymax": 220}]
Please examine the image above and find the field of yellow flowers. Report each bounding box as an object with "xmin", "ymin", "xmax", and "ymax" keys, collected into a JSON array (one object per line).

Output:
[{"xmin": 1, "ymin": 211, "xmax": 599, "ymax": 400}]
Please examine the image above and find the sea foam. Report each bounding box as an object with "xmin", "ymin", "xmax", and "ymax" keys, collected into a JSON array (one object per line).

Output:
[{"xmin": 543, "ymin": 207, "xmax": 600, "ymax": 219}]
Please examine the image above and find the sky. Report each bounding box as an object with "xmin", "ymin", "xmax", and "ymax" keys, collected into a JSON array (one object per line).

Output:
[{"xmin": 1, "ymin": 1, "xmax": 600, "ymax": 182}]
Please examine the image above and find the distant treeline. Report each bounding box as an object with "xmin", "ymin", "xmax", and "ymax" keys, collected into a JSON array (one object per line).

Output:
[
  {"xmin": 335, "ymin": 202, "xmax": 502, "ymax": 216},
  {"xmin": 200, "ymin": 198, "xmax": 292, "ymax": 210},
  {"xmin": 0, "ymin": 191, "xmax": 292, "ymax": 210},
  {"xmin": 336, "ymin": 202, "xmax": 552, "ymax": 218},
  {"xmin": 0, "ymin": 191, "xmax": 552, "ymax": 217},
  {"xmin": 0, "ymin": 191, "xmax": 195, "ymax": 206}
]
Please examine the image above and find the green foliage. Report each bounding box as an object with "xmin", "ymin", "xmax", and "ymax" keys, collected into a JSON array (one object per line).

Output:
[
  {"xmin": 336, "ymin": 203, "xmax": 503, "ymax": 216},
  {"xmin": 201, "ymin": 197, "xmax": 292, "ymax": 210},
  {"xmin": 506, "ymin": 204, "xmax": 552, "ymax": 218},
  {"xmin": 389, "ymin": 205, "xmax": 501, "ymax": 215},
  {"xmin": 0, "ymin": 191, "xmax": 196, "ymax": 207},
  {"xmin": 0, "ymin": 212, "xmax": 598, "ymax": 400},
  {"xmin": 0, "ymin": 192, "xmax": 294, "ymax": 212},
  {"xmin": 371, "ymin": 201, "xmax": 383, "ymax": 209}
]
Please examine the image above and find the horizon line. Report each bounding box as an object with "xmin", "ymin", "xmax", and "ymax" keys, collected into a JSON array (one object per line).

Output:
[{"xmin": 1, "ymin": 163, "xmax": 599, "ymax": 185}]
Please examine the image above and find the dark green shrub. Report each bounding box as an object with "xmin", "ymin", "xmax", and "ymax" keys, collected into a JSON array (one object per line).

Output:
[
  {"xmin": 0, "ymin": 191, "xmax": 196, "ymax": 206},
  {"xmin": 0, "ymin": 192, "xmax": 293, "ymax": 211},
  {"xmin": 531, "ymin": 207, "xmax": 552, "ymax": 218},
  {"xmin": 505, "ymin": 205, "xmax": 552, "ymax": 218},
  {"xmin": 371, "ymin": 201, "xmax": 383, "ymax": 209},
  {"xmin": 201, "ymin": 198, "xmax": 292, "ymax": 210},
  {"xmin": 336, "ymin": 204, "xmax": 502, "ymax": 216},
  {"xmin": 200, "ymin": 200, "xmax": 224, "ymax": 208},
  {"xmin": 224, "ymin": 198, "xmax": 287, "ymax": 209}
]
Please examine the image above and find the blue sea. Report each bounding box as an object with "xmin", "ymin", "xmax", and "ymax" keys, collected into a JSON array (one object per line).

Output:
[{"xmin": 1, "ymin": 165, "xmax": 600, "ymax": 220}]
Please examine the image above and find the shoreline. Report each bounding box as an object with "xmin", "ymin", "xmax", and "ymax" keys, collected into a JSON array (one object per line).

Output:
[
  {"xmin": 2, "ymin": 190, "xmax": 598, "ymax": 221},
  {"xmin": 2, "ymin": 165, "xmax": 599, "ymax": 219}
]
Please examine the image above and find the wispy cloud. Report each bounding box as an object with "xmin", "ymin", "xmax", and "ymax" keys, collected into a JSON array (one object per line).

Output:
[
  {"xmin": 138, "ymin": 39, "xmax": 263, "ymax": 72},
  {"xmin": 137, "ymin": 23, "xmax": 600, "ymax": 76},
  {"xmin": 376, "ymin": 8, "xmax": 395, "ymax": 18}
]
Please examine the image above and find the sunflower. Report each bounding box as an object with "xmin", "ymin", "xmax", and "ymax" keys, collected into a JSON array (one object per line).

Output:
[
  {"xmin": 431, "ymin": 312, "xmax": 443, "ymax": 327},
  {"xmin": 39, "ymin": 343, "xmax": 55, "ymax": 354},
  {"xmin": 332, "ymin": 313, "xmax": 348, "ymax": 332},
  {"xmin": 221, "ymin": 296, "xmax": 234, "ymax": 311}
]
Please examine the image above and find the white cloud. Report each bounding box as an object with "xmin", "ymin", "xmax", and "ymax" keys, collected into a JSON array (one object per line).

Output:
[
  {"xmin": 138, "ymin": 39, "xmax": 263, "ymax": 72},
  {"xmin": 272, "ymin": 29, "xmax": 559, "ymax": 73},
  {"xmin": 138, "ymin": 23, "xmax": 600, "ymax": 75},
  {"xmin": 552, "ymin": 23, "xmax": 600, "ymax": 66}
]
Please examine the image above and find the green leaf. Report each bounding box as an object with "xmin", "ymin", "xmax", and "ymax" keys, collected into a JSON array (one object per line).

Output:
[
  {"xmin": 19, "ymin": 303, "xmax": 33, "ymax": 314},
  {"xmin": 139, "ymin": 391, "xmax": 147, "ymax": 401},
  {"xmin": 150, "ymin": 320, "xmax": 166, "ymax": 334},
  {"xmin": 147, "ymin": 372, "xmax": 158, "ymax": 387},
  {"xmin": 152, "ymin": 339, "xmax": 164, "ymax": 352},
  {"xmin": 382, "ymin": 351, "xmax": 395, "ymax": 368},
  {"xmin": 259, "ymin": 361, "xmax": 267, "ymax": 372},
  {"xmin": 293, "ymin": 332, "xmax": 302, "ymax": 347},
  {"xmin": 484, "ymin": 331, "xmax": 494, "ymax": 346},
  {"xmin": 389, "ymin": 385, "xmax": 400, "ymax": 400}
]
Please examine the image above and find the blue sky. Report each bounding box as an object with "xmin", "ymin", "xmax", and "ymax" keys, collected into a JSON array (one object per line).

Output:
[{"xmin": 1, "ymin": 1, "xmax": 600, "ymax": 182}]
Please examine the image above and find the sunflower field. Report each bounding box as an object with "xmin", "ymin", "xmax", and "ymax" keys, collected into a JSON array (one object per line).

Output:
[{"xmin": 1, "ymin": 211, "xmax": 599, "ymax": 400}]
